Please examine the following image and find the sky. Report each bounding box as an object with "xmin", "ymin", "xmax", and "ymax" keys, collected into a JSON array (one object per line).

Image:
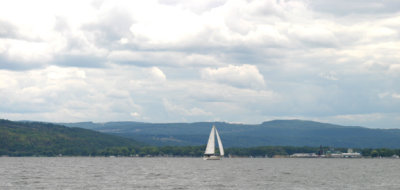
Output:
[{"xmin": 0, "ymin": 0, "xmax": 399, "ymax": 128}]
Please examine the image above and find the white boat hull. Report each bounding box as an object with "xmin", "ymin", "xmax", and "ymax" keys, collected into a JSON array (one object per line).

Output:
[{"xmin": 203, "ymin": 155, "xmax": 221, "ymax": 160}]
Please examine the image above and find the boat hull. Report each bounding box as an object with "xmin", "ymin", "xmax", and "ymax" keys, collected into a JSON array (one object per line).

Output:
[{"xmin": 203, "ymin": 155, "xmax": 221, "ymax": 160}]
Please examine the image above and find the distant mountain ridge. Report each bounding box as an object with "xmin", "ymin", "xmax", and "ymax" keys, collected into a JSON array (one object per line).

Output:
[{"xmin": 62, "ymin": 120, "xmax": 400, "ymax": 148}]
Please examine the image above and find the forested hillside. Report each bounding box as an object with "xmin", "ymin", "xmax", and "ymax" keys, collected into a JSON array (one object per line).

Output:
[{"xmin": 0, "ymin": 119, "xmax": 140, "ymax": 156}]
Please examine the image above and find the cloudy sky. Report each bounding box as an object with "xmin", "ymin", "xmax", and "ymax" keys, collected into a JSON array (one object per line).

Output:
[{"xmin": 1, "ymin": 0, "xmax": 399, "ymax": 128}]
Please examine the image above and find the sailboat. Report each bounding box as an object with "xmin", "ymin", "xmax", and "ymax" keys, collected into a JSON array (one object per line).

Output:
[{"xmin": 203, "ymin": 125, "xmax": 224, "ymax": 160}]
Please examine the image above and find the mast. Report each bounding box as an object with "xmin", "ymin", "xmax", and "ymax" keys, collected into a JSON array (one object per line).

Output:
[
  {"xmin": 204, "ymin": 125, "xmax": 215, "ymax": 155},
  {"xmin": 215, "ymin": 127, "xmax": 224, "ymax": 156}
]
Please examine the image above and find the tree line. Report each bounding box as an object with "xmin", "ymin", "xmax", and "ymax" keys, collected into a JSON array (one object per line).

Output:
[{"xmin": 2, "ymin": 145, "xmax": 400, "ymax": 157}]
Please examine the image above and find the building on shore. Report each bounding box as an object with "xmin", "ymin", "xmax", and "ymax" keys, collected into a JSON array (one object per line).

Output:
[
  {"xmin": 341, "ymin": 152, "xmax": 362, "ymax": 158},
  {"xmin": 290, "ymin": 153, "xmax": 319, "ymax": 158},
  {"xmin": 290, "ymin": 148, "xmax": 362, "ymax": 158}
]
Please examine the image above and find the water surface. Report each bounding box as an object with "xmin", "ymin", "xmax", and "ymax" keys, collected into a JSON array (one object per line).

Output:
[{"xmin": 1, "ymin": 157, "xmax": 399, "ymax": 189}]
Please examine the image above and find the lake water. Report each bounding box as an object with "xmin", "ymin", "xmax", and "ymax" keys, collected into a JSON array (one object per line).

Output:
[{"xmin": 1, "ymin": 157, "xmax": 399, "ymax": 190}]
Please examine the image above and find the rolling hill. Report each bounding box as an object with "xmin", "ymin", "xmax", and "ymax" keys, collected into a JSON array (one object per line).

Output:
[
  {"xmin": 62, "ymin": 120, "xmax": 400, "ymax": 148},
  {"xmin": 0, "ymin": 119, "xmax": 141, "ymax": 156}
]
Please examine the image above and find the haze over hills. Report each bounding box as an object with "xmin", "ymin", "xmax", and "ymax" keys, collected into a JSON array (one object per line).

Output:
[{"xmin": 62, "ymin": 120, "xmax": 400, "ymax": 149}]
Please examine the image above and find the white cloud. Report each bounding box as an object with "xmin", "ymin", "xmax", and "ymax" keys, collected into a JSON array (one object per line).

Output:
[
  {"xmin": 163, "ymin": 99, "xmax": 212, "ymax": 116},
  {"xmin": 392, "ymin": 93, "xmax": 400, "ymax": 99},
  {"xmin": 389, "ymin": 64, "xmax": 400, "ymax": 74},
  {"xmin": 366, "ymin": 27, "xmax": 397, "ymax": 39},
  {"xmin": 289, "ymin": 25, "xmax": 337, "ymax": 47},
  {"xmin": 334, "ymin": 113, "xmax": 384, "ymax": 121},
  {"xmin": 148, "ymin": 67, "xmax": 166, "ymax": 81},
  {"xmin": 130, "ymin": 112, "xmax": 140, "ymax": 117},
  {"xmin": 201, "ymin": 64, "xmax": 266, "ymax": 89}
]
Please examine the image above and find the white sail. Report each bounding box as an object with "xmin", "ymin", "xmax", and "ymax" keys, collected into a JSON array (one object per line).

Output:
[
  {"xmin": 204, "ymin": 126, "xmax": 215, "ymax": 155},
  {"xmin": 215, "ymin": 128, "xmax": 224, "ymax": 156}
]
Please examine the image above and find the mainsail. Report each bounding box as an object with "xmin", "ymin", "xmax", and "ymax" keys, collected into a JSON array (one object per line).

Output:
[
  {"xmin": 204, "ymin": 125, "xmax": 224, "ymax": 156},
  {"xmin": 204, "ymin": 126, "xmax": 215, "ymax": 155}
]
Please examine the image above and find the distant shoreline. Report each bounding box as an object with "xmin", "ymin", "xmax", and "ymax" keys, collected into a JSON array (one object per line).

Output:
[{"xmin": 1, "ymin": 155, "xmax": 399, "ymax": 159}]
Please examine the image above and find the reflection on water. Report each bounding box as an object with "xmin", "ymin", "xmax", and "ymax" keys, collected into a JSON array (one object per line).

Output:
[{"xmin": 1, "ymin": 157, "xmax": 400, "ymax": 190}]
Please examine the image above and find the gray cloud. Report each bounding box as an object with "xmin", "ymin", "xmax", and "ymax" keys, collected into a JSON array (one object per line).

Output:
[
  {"xmin": 0, "ymin": 55, "xmax": 46, "ymax": 70},
  {"xmin": 54, "ymin": 54, "xmax": 106, "ymax": 68},
  {"xmin": 0, "ymin": 20, "xmax": 18, "ymax": 39},
  {"xmin": 81, "ymin": 9, "xmax": 134, "ymax": 48},
  {"xmin": 309, "ymin": 0, "xmax": 400, "ymax": 16}
]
